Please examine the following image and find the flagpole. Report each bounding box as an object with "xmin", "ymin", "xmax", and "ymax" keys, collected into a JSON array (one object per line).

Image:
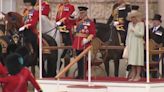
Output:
[
  {"xmin": 10, "ymin": 0, "xmax": 13, "ymax": 11},
  {"xmin": 0, "ymin": 0, "xmax": 2, "ymax": 11},
  {"xmin": 39, "ymin": 0, "xmax": 43, "ymax": 79},
  {"xmin": 145, "ymin": 0, "xmax": 150, "ymax": 83}
]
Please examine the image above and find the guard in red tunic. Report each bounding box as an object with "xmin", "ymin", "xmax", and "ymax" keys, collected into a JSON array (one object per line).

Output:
[
  {"xmin": 0, "ymin": 53, "xmax": 42, "ymax": 92},
  {"xmin": 56, "ymin": 0, "xmax": 75, "ymax": 76},
  {"xmin": 0, "ymin": 63, "xmax": 7, "ymax": 76},
  {"xmin": 56, "ymin": 0, "xmax": 75, "ymax": 30},
  {"xmin": 42, "ymin": 0, "xmax": 50, "ymax": 17},
  {"xmin": 19, "ymin": 0, "xmax": 39, "ymax": 57},
  {"xmin": 0, "ymin": 45, "xmax": 8, "ymax": 76},
  {"xmin": 72, "ymin": 6, "xmax": 96, "ymax": 79}
]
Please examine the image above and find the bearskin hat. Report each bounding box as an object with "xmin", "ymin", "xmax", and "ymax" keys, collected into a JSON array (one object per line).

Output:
[
  {"xmin": 23, "ymin": 0, "xmax": 37, "ymax": 6},
  {"xmin": 5, "ymin": 53, "xmax": 23, "ymax": 75}
]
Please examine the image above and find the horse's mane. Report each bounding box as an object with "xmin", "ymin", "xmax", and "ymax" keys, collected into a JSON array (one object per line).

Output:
[{"xmin": 5, "ymin": 12, "xmax": 23, "ymax": 32}]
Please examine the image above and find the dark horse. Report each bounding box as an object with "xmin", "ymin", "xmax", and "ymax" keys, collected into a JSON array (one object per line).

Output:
[
  {"xmin": 0, "ymin": 12, "xmax": 39, "ymax": 75},
  {"xmin": 42, "ymin": 34, "xmax": 58, "ymax": 77},
  {"xmin": 95, "ymin": 20, "xmax": 125, "ymax": 77}
]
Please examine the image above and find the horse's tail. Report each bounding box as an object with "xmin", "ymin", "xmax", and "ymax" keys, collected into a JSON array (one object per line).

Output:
[{"xmin": 91, "ymin": 37, "xmax": 103, "ymax": 60}]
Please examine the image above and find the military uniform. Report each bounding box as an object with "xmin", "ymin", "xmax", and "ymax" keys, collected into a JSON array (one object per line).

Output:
[
  {"xmin": 42, "ymin": 1, "xmax": 50, "ymax": 17},
  {"xmin": 23, "ymin": 9, "xmax": 39, "ymax": 35},
  {"xmin": 56, "ymin": 3, "xmax": 75, "ymax": 30},
  {"xmin": 22, "ymin": 0, "xmax": 39, "ymax": 58},
  {"xmin": 72, "ymin": 19, "xmax": 96, "ymax": 50},
  {"xmin": 0, "ymin": 63, "xmax": 8, "ymax": 75},
  {"xmin": 107, "ymin": 3, "xmax": 131, "ymax": 45},
  {"xmin": 73, "ymin": 6, "xmax": 96, "ymax": 79},
  {"xmin": 0, "ymin": 53, "xmax": 42, "ymax": 92},
  {"xmin": 56, "ymin": 2, "xmax": 75, "ymax": 59}
]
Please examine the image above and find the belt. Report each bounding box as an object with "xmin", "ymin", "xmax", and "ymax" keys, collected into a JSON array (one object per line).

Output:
[{"xmin": 75, "ymin": 33, "xmax": 88, "ymax": 37}]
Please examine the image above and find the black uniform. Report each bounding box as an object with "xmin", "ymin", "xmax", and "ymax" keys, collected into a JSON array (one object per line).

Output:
[{"xmin": 107, "ymin": 3, "xmax": 131, "ymax": 45}]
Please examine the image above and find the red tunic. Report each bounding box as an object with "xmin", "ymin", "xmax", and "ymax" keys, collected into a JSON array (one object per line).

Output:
[
  {"xmin": 0, "ymin": 63, "xmax": 8, "ymax": 75},
  {"xmin": 56, "ymin": 3, "xmax": 75, "ymax": 30},
  {"xmin": 42, "ymin": 1, "xmax": 50, "ymax": 17},
  {"xmin": 72, "ymin": 19, "xmax": 96, "ymax": 50},
  {"xmin": 0, "ymin": 67, "xmax": 41, "ymax": 92},
  {"xmin": 24, "ymin": 9, "xmax": 39, "ymax": 35}
]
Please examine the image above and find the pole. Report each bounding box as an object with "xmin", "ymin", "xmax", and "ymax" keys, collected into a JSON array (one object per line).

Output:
[
  {"xmin": 88, "ymin": 50, "xmax": 91, "ymax": 86},
  {"xmin": 39, "ymin": 0, "xmax": 43, "ymax": 79},
  {"xmin": 145, "ymin": 0, "xmax": 150, "ymax": 83},
  {"xmin": 10, "ymin": 0, "xmax": 12, "ymax": 11},
  {"xmin": 0, "ymin": 0, "xmax": 2, "ymax": 11}
]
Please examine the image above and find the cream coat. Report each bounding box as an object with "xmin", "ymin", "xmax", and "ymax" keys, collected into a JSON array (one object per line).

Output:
[{"xmin": 126, "ymin": 22, "xmax": 145, "ymax": 66}]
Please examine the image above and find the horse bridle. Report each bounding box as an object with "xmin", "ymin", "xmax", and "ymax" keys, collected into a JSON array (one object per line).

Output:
[{"xmin": 0, "ymin": 12, "xmax": 21, "ymax": 44}]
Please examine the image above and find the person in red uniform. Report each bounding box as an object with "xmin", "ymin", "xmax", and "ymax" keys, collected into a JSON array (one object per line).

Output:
[
  {"xmin": 42, "ymin": 0, "xmax": 50, "ymax": 17},
  {"xmin": 19, "ymin": 0, "xmax": 39, "ymax": 59},
  {"xmin": 72, "ymin": 6, "xmax": 96, "ymax": 79},
  {"xmin": 0, "ymin": 63, "xmax": 7, "ymax": 76},
  {"xmin": 0, "ymin": 45, "xmax": 8, "ymax": 76},
  {"xmin": 35, "ymin": 0, "xmax": 51, "ymax": 17},
  {"xmin": 0, "ymin": 53, "xmax": 42, "ymax": 92},
  {"xmin": 56, "ymin": 0, "xmax": 75, "ymax": 76}
]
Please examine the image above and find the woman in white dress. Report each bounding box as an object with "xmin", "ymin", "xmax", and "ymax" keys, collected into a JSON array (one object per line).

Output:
[{"xmin": 126, "ymin": 10, "xmax": 145, "ymax": 81}]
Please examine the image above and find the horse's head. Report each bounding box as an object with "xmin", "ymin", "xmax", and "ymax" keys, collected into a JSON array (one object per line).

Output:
[
  {"xmin": 4, "ymin": 12, "xmax": 23, "ymax": 44},
  {"xmin": 5, "ymin": 12, "xmax": 23, "ymax": 33},
  {"xmin": 0, "ymin": 12, "xmax": 23, "ymax": 35}
]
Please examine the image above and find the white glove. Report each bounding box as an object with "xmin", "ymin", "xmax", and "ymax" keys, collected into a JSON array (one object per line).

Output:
[
  {"xmin": 82, "ymin": 38, "xmax": 89, "ymax": 45},
  {"xmin": 19, "ymin": 26, "xmax": 25, "ymax": 32},
  {"xmin": 56, "ymin": 21, "xmax": 62, "ymax": 26},
  {"xmin": 113, "ymin": 21, "xmax": 119, "ymax": 26}
]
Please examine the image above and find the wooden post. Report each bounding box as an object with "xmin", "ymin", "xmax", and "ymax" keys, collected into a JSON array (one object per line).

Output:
[
  {"xmin": 55, "ymin": 45, "xmax": 92, "ymax": 79},
  {"xmin": 88, "ymin": 50, "xmax": 91, "ymax": 86}
]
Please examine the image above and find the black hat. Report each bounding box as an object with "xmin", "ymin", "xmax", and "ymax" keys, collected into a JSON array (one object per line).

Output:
[
  {"xmin": 78, "ymin": 6, "xmax": 88, "ymax": 11},
  {"xmin": 5, "ymin": 53, "xmax": 23, "ymax": 75},
  {"xmin": 23, "ymin": 0, "xmax": 36, "ymax": 6},
  {"xmin": 153, "ymin": 14, "xmax": 162, "ymax": 22},
  {"xmin": 132, "ymin": 5, "xmax": 139, "ymax": 10}
]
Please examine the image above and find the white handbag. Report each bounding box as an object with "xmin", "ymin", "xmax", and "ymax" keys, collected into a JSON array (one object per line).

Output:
[{"xmin": 122, "ymin": 46, "xmax": 128, "ymax": 59}]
